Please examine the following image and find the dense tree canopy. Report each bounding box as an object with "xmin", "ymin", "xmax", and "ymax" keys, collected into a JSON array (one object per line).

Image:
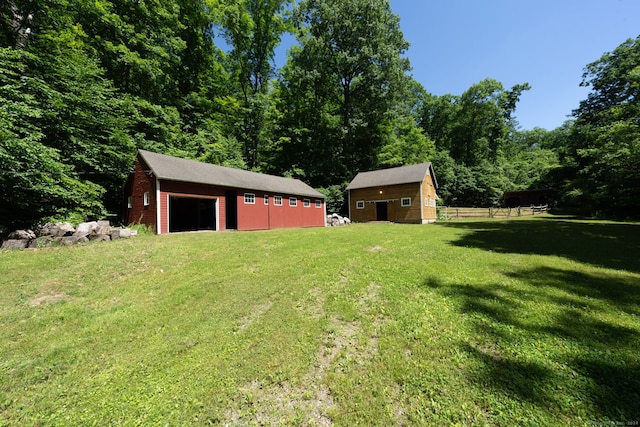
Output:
[
  {"xmin": 0, "ymin": 0, "xmax": 242, "ymax": 226},
  {"xmin": 419, "ymin": 79, "xmax": 535, "ymax": 206},
  {"xmin": 219, "ymin": 0, "xmax": 291, "ymax": 169},
  {"xmin": 266, "ymin": 0, "xmax": 416, "ymax": 189},
  {"xmin": 0, "ymin": 0, "xmax": 636, "ymax": 225},
  {"xmin": 563, "ymin": 35, "xmax": 640, "ymax": 216}
]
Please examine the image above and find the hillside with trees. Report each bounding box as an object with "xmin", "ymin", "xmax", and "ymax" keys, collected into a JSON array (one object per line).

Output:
[{"xmin": 1, "ymin": 0, "xmax": 638, "ymax": 227}]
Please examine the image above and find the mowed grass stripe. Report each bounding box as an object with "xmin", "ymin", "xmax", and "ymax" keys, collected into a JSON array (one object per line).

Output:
[{"xmin": 1, "ymin": 217, "xmax": 638, "ymax": 426}]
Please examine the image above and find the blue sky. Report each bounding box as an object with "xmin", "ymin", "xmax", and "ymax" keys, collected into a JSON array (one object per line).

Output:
[{"xmin": 388, "ymin": 0, "xmax": 640, "ymax": 130}]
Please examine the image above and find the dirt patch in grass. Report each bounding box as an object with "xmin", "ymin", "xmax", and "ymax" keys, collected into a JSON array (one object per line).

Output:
[
  {"xmin": 28, "ymin": 292, "xmax": 69, "ymax": 307},
  {"xmin": 225, "ymin": 315, "xmax": 356, "ymax": 425},
  {"xmin": 296, "ymin": 287, "xmax": 326, "ymax": 320},
  {"xmin": 237, "ymin": 301, "xmax": 273, "ymax": 331},
  {"xmin": 225, "ymin": 284, "xmax": 387, "ymax": 425}
]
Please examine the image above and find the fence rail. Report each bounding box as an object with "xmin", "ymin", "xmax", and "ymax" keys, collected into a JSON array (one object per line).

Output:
[{"xmin": 438, "ymin": 205, "xmax": 549, "ymax": 219}]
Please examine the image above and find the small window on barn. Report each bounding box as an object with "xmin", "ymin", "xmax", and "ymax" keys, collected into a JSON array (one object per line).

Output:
[
  {"xmin": 244, "ymin": 193, "xmax": 255, "ymax": 204},
  {"xmin": 264, "ymin": 194, "xmax": 269, "ymax": 205},
  {"xmin": 303, "ymin": 199, "xmax": 310, "ymax": 207},
  {"xmin": 143, "ymin": 192, "xmax": 150, "ymax": 206},
  {"xmin": 425, "ymin": 198, "xmax": 429, "ymax": 207},
  {"xmin": 289, "ymin": 197, "xmax": 297, "ymax": 207},
  {"xmin": 401, "ymin": 197, "xmax": 411, "ymax": 207},
  {"xmin": 274, "ymin": 196, "xmax": 283, "ymax": 206},
  {"xmin": 315, "ymin": 200, "xmax": 322, "ymax": 208},
  {"xmin": 356, "ymin": 200, "xmax": 365, "ymax": 209},
  {"xmin": 127, "ymin": 196, "xmax": 132, "ymax": 209}
]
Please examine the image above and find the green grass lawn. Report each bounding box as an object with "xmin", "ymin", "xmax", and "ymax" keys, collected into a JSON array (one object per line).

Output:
[{"xmin": 1, "ymin": 216, "xmax": 639, "ymax": 426}]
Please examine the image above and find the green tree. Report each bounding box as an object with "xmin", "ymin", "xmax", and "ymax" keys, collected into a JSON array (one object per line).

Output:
[
  {"xmin": 502, "ymin": 128, "xmax": 560, "ymax": 190},
  {"xmin": 0, "ymin": 48, "xmax": 105, "ymax": 226},
  {"xmin": 418, "ymin": 79, "xmax": 531, "ymax": 206},
  {"xmin": 69, "ymin": 0, "xmax": 234, "ymax": 154},
  {"xmin": 29, "ymin": 22, "xmax": 138, "ymax": 216},
  {"xmin": 0, "ymin": 0, "xmax": 140, "ymax": 224},
  {"xmin": 566, "ymin": 35, "xmax": 640, "ymax": 216},
  {"xmin": 272, "ymin": 0, "xmax": 412, "ymax": 186},
  {"xmin": 377, "ymin": 119, "xmax": 435, "ymax": 168},
  {"xmin": 377, "ymin": 80, "xmax": 436, "ymax": 167},
  {"xmin": 422, "ymin": 79, "xmax": 530, "ymax": 167},
  {"xmin": 71, "ymin": 0, "xmax": 185, "ymax": 104},
  {"xmin": 419, "ymin": 93, "xmax": 459, "ymax": 154},
  {"xmin": 0, "ymin": 0, "xmax": 249, "ymax": 227},
  {"xmin": 219, "ymin": 0, "xmax": 291, "ymax": 169},
  {"xmin": 317, "ymin": 184, "xmax": 346, "ymax": 215}
]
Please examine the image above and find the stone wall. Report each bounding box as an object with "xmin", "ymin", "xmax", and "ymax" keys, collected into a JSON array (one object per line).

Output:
[
  {"xmin": 326, "ymin": 213, "xmax": 351, "ymax": 227},
  {"xmin": 0, "ymin": 221, "xmax": 136, "ymax": 250}
]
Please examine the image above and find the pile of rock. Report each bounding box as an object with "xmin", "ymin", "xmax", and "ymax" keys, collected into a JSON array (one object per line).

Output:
[
  {"xmin": 0, "ymin": 221, "xmax": 136, "ymax": 250},
  {"xmin": 326, "ymin": 213, "xmax": 351, "ymax": 227}
]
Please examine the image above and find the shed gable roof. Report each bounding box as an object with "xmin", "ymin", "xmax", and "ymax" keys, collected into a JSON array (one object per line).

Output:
[
  {"xmin": 346, "ymin": 162, "xmax": 437, "ymax": 191},
  {"xmin": 138, "ymin": 150, "xmax": 325, "ymax": 198}
]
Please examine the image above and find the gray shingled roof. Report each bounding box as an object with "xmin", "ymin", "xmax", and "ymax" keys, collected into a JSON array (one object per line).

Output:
[
  {"xmin": 346, "ymin": 162, "xmax": 437, "ymax": 190},
  {"xmin": 138, "ymin": 150, "xmax": 325, "ymax": 198}
]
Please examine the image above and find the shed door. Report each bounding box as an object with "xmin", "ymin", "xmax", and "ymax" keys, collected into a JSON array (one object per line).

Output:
[
  {"xmin": 376, "ymin": 202, "xmax": 388, "ymax": 221},
  {"xmin": 169, "ymin": 196, "xmax": 216, "ymax": 232},
  {"xmin": 225, "ymin": 190, "xmax": 238, "ymax": 230}
]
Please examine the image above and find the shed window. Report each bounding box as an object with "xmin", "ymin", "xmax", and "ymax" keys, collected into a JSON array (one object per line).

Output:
[
  {"xmin": 289, "ymin": 197, "xmax": 297, "ymax": 207},
  {"xmin": 401, "ymin": 197, "xmax": 411, "ymax": 207},
  {"xmin": 274, "ymin": 196, "xmax": 283, "ymax": 206},
  {"xmin": 264, "ymin": 194, "xmax": 269, "ymax": 205},
  {"xmin": 244, "ymin": 193, "xmax": 255, "ymax": 204},
  {"xmin": 356, "ymin": 200, "xmax": 365, "ymax": 209},
  {"xmin": 315, "ymin": 200, "xmax": 322, "ymax": 208},
  {"xmin": 303, "ymin": 199, "xmax": 310, "ymax": 207},
  {"xmin": 127, "ymin": 196, "xmax": 132, "ymax": 209},
  {"xmin": 143, "ymin": 192, "xmax": 150, "ymax": 206}
]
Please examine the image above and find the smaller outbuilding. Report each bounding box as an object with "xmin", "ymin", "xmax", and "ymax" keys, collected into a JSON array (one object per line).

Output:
[
  {"xmin": 124, "ymin": 150, "xmax": 326, "ymax": 233},
  {"xmin": 346, "ymin": 162, "xmax": 438, "ymax": 224}
]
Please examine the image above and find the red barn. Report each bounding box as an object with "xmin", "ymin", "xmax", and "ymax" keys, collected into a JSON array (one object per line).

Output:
[{"xmin": 124, "ymin": 150, "xmax": 326, "ymax": 233}]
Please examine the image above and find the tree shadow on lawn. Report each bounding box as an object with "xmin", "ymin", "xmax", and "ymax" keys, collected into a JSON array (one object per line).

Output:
[
  {"xmin": 424, "ymin": 271, "xmax": 640, "ymax": 421},
  {"xmin": 441, "ymin": 216, "xmax": 640, "ymax": 274},
  {"xmin": 506, "ymin": 266, "xmax": 640, "ymax": 317}
]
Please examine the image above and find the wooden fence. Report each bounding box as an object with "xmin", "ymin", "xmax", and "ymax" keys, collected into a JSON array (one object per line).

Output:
[{"xmin": 438, "ymin": 205, "xmax": 549, "ymax": 219}]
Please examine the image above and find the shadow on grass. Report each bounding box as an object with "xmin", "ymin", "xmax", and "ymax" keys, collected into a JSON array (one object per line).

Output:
[
  {"xmin": 424, "ymin": 271, "xmax": 640, "ymax": 420},
  {"xmin": 506, "ymin": 267, "xmax": 640, "ymax": 317},
  {"xmin": 461, "ymin": 343, "xmax": 556, "ymax": 405},
  {"xmin": 441, "ymin": 216, "xmax": 640, "ymax": 273}
]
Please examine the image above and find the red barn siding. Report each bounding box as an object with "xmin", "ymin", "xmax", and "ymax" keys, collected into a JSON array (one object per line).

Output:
[
  {"xmin": 237, "ymin": 193, "xmax": 325, "ymax": 231},
  {"xmin": 125, "ymin": 156, "xmax": 325, "ymax": 234},
  {"xmin": 159, "ymin": 180, "xmax": 225, "ymax": 234},
  {"xmin": 125, "ymin": 158, "xmax": 157, "ymax": 232},
  {"xmin": 237, "ymin": 191, "xmax": 269, "ymax": 231}
]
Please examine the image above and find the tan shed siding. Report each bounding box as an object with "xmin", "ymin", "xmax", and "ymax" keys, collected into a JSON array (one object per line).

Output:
[
  {"xmin": 394, "ymin": 183, "xmax": 421, "ymax": 222},
  {"xmin": 349, "ymin": 183, "xmax": 422, "ymax": 223},
  {"xmin": 350, "ymin": 190, "xmax": 375, "ymax": 222},
  {"xmin": 421, "ymin": 173, "xmax": 437, "ymax": 222}
]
